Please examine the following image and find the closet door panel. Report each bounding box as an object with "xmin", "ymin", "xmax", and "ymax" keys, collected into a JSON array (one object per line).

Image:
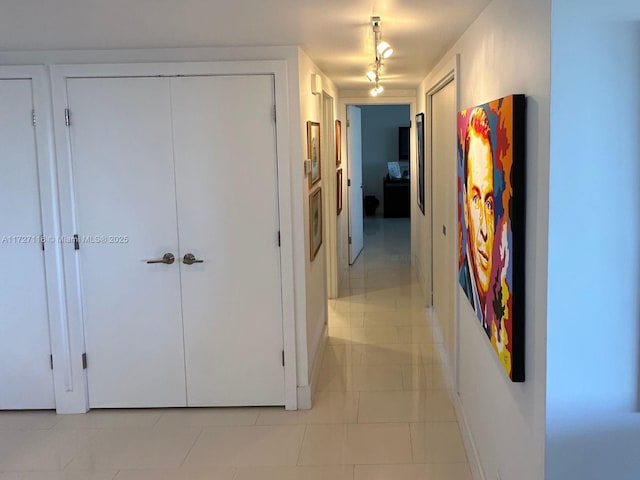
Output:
[
  {"xmin": 0, "ymin": 79, "xmax": 54, "ymax": 409},
  {"xmin": 67, "ymin": 77, "xmax": 186, "ymax": 407},
  {"xmin": 172, "ymin": 75, "xmax": 285, "ymax": 406}
]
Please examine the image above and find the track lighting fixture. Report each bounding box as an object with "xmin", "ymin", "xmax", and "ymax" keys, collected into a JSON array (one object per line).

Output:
[
  {"xmin": 376, "ymin": 41, "xmax": 393, "ymax": 59},
  {"xmin": 366, "ymin": 16, "xmax": 393, "ymax": 96},
  {"xmin": 370, "ymin": 83, "xmax": 384, "ymax": 97}
]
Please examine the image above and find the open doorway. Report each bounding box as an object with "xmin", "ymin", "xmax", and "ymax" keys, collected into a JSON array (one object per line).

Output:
[
  {"xmin": 333, "ymin": 98, "xmax": 416, "ymax": 299},
  {"xmin": 358, "ymin": 104, "xmax": 411, "ymax": 221}
]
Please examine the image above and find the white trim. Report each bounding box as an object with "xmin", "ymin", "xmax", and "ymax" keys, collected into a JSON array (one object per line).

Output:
[
  {"xmin": 430, "ymin": 306, "xmax": 485, "ymax": 480},
  {"xmin": 298, "ymin": 321, "xmax": 328, "ymax": 410},
  {"xmin": 0, "ymin": 65, "xmax": 69, "ymax": 411},
  {"xmin": 338, "ymin": 95, "xmax": 417, "ymax": 281},
  {"xmin": 321, "ymin": 92, "xmax": 338, "ymax": 299},
  {"xmin": 309, "ymin": 320, "xmax": 328, "ymax": 389},
  {"xmin": 296, "ymin": 385, "xmax": 311, "ymax": 410},
  {"xmin": 424, "ymin": 54, "xmax": 461, "ymax": 392},
  {"xmin": 50, "ymin": 60, "xmax": 298, "ymax": 411},
  {"xmin": 424, "ymin": 54, "xmax": 484, "ymax": 480},
  {"xmin": 454, "ymin": 391, "xmax": 486, "ymax": 480}
]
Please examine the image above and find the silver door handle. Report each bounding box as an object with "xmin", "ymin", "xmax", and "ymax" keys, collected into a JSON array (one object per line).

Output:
[
  {"xmin": 183, "ymin": 253, "xmax": 204, "ymax": 265},
  {"xmin": 147, "ymin": 253, "xmax": 175, "ymax": 264}
]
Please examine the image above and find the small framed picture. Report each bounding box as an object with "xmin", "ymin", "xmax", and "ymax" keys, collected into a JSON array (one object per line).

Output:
[
  {"xmin": 307, "ymin": 121, "xmax": 321, "ymax": 188},
  {"xmin": 337, "ymin": 168, "xmax": 343, "ymax": 215},
  {"xmin": 335, "ymin": 120, "xmax": 342, "ymax": 166},
  {"xmin": 309, "ymin": 187, "xmax": 323, "ymax": 261}
]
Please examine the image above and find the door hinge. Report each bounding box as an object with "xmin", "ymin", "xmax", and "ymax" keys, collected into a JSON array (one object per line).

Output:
[
  {"xmin": 49, "ymin": 354, "xmax": 53, "ymax": 370},
  {"xmin": 272, "ymin": 105, "xmax": 277, "ymax": 123},
  {"xmin": 347, "ymin": 120, "xmax": 350, "ymax": 128},
  {"xmin": 64, "ymin": 108, "xmax": 71, "ymax": 127},
  {"xmin": 277, "ymin": 231, "xmax": 281, "ymax": 247},
  {"xmin": 32, "ymin": 109, "xmax": 36, "ymax": 126},
  {"xmin": 82, "ymin": 353, "xmax": 87, "ymax": 369},
  {"xmin": 41, "ymin": 234, "xmax": 45, "ymax": 251},
  {"xmin": 348, "ymin": 236, "xmax": 352, "ymax": 245},
  {"xmin": 347, "ymin": 178, "xmax": 351, "ymax": 187},
  {"xmin": 73, "ymin": 234, "xmax": 80, "ymax": 250},
  {"xmin": 282, "ymin": 350, "xmax": 285, "ymax": 366}
]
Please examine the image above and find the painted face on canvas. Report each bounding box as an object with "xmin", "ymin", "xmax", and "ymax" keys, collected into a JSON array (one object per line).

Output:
[{"xmin": 465, "ymin": 130, "xmax": 494, "ymax": 298}]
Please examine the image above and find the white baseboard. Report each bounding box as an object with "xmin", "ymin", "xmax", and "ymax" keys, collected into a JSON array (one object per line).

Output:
[
  {"xmin": 413, "ymin": 254, "xmax": 426, "ymax": 297},
  {"xmin": 453, "ymin": 390, "xmax": 485, "ymax": 480},
  {"xmin": 429, "ymin": 306, "xmax": 485, "ymax": 480},
  {"xmin": 296, "ymin": 386, "xmax": 311, "ymax": 410},
  {"xmin": 298, "ymin": 321, "xmax": 328, "ymax": 411}
]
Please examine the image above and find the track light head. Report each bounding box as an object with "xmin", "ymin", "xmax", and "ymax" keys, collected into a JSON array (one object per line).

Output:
[
  {"xmin": 377, "ymin": 41, "xmax": 393, "ymax": 59},
  {"xmin": 369, "ymin": 84, "xmax": 384, "ymax": 97}
]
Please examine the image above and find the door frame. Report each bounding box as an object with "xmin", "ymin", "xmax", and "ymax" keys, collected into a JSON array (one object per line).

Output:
[
  {"xmin": 50, "ymin": 61, "xmax": 298, "ymax": 412},
  {"xmin": 337, "ymin": 96, "xmax": 416, "ymax": 284},
  {"xmin": 425, "ymin": 55, "xmax": 460, "ymax": 391},
  {"xmin": 321, "ymin": 92, "xmax": 338, "ymax": 298},
  {"xmin": 0, "ymin": 66, "xmax": 63, "ymax": 410}
]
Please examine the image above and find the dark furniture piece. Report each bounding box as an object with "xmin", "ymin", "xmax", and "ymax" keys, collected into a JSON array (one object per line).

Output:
[
  {"xmin": 398, "ymin": 126, "xmax": 410, "ymax": 160},
  {"xmin": 383, "ymin": 176, "xmax": 410, "ymax": 218}
]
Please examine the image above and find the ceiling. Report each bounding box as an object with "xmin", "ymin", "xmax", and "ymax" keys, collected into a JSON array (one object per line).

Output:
[{"xmin": 0, "ymin": 0, "xmax": 490, "ymax": 92}]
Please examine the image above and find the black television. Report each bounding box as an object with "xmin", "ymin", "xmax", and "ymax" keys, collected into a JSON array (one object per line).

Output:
[{"xmin": 398, "ymin": 126, "xmax": 410, "ymax": 160}]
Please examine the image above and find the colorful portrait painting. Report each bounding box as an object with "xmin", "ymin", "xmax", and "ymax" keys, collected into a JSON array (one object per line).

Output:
[{"xmin": 457, "ymin": 94, "xmax": 525, "ymax": 382}]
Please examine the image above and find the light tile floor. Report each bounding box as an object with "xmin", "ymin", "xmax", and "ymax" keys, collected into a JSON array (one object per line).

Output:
[{"xmin": 0, "ymin": 218, "xmax": 471, "ymax": 480}]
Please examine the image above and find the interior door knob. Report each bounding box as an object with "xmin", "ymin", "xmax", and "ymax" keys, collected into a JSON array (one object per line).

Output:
[
  {"xmin": 146, "ymin": 253, "xmax": 175, "ymax": 264},
  {"xmin": 183, "ymin": 253, "xmax": 204, "ymax": 265}
]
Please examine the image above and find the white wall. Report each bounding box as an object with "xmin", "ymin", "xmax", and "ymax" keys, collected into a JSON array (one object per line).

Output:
[
  {"xmin": 546, "ymin": 1, "xmax": 640, "ymax": 478},
  {"xmin": 417, "ymin": 0, "xmax": 551, "ymax": 479},
  {"xmin": 297, "ymin": 48, "xmax": 339, "ymax": 406},
  {"xmin": 360, "ymin": 105, "xmax": 411, "ymax": 214}
]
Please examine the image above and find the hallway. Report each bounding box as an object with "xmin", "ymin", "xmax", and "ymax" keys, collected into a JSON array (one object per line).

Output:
[
  {"xmin": 0, "ymin": 219, "xmax": 470, "ymax": 480},
  {"xmin": 319, "ymin": 217, "xmax": 471, "ymax": 479}
]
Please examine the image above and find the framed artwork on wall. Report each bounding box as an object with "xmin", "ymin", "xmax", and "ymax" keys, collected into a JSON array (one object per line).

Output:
[
  {"xmin": 307, "ymin": 121, "xmax": 321, "ymax": 188},
  {"xmin": 309, "ymin": 187, "xmax": 323, "ymax": 261},
  {"xmin": 457, "ymin": 94, "xmax": 526, "ymax": 382},
  {"xmin": 416, "ymin": 112, "xmax": 425, "ymax": 215},
  {"xmin": 335, "ymin": 120, "xmax": 342, "ymax": 166},
  {"xmin": 336, "ymin": 168, "xmax": 343, "ymax": 215}
]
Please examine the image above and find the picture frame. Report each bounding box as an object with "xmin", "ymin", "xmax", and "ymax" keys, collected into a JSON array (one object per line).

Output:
[
  {"xmin": 309, "ymin": 187, "xmax": 323, "ymax": 261},
  {"xmin": 336, "ymin": 168, "xmax": 343, "ymax": 215},
  {"xmin": 457, "ymin": 94, "xmax": 526, "ymax": 382},
  {"xmin": 416, "ymin": 112, "xmax": 425, "ymax": 215},
  {"xmin": 335, "ymin": 119, "xmax": 342, "ymax": 166},
  {"xmin": 307, "ymin": 121, "xmax": 321, "ymax": 188}
]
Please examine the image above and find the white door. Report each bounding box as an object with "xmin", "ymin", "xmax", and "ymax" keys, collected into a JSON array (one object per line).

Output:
[
  {"xmin": 347, "ymin": 105, "xmax": 364, "ymax": 264},
  {"xmin": 171, "ymin": 75, "xmax": 285, "ymax": 406},
  {"xmin": 67, "ymin": 77, "xmax": 187, "ymax": 408},
  {"xmin": 431, "ymin": 80, "xmax": 457, "ymax": 369},
  {"xmin": 0, "ymin": 79, "xmax": 55, "ymax": 409}
]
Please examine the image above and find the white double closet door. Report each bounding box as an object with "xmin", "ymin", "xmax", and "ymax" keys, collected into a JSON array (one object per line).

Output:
[
  {"xmin": 0, "ymin": 78, "xmax": 55, "ymax": 409},
  {"xmin": 67, "ymin": 74, "xmax": 285, "ymax": 408}
]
